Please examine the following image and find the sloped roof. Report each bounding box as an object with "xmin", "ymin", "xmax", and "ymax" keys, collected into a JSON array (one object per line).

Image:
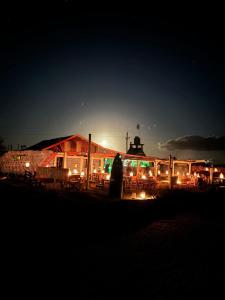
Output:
[
  {"xmin": 25, "ymin": 133, "xmax": 117, "ymax": 153},
  {"xmin": 26, "ymin": 135, "xmax": 73, "ymax": 150}
]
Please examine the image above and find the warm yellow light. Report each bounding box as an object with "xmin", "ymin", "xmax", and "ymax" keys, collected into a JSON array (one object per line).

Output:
[
  {"xmin": 205, "ymin": 167, "xmax": 209, "ymax": 171},
  {"xmin": 194, "ymin": 172, "xmax": 197, "ymax": 177},
  {"xmin": 149, "ymin": 170, "xmax": 153, "ymax": 176},
  {"xmin": 176, "ymin": 171, "xmax": 179, "ymax": 175},
  {"xmin": 214, "ymin": 168, "xmax": 218, "ymax": 172},
  {"xmin": 219, "ymin": 173, "xmax": 224, "ymax": 179},
  {"xmin": 73, "ymin": 169, "xmax": 78, "ymax": 174},
  {"xmin": 25, "ymin": 162, "xmax": 30, "ymax": 168},
  {"xmin": 176, "ymin": 179, "xmax": 181, "ymax": 184},
  {"xmin": 68, "ymin": 170, "xmax": 72, "ymax": 176},
  {"xmin": 93, "ymin": 169, "xmax": 97, "ymax": 173},
  {"xmin": 157, "ymin": 170, "xmax": 161, "ymax": 175},
  {"xmin": 80, "ymin": 171, "xmax": 85, "ymax": 177},
  {"xmin": 46, "ymin": 164, "xmax": 49, "ymax": 168},
  {"xmin": 166, "ymin": 170, "xmax": 169, "ymax": 175},
  {"xmin": 197, "ymin": 173, "xmax": 200, "ymax": 178},
  {"xmin": 101, "ymin": 170, "xmax": 105, "ymax": 174},
  {"xmin": 106, "ymin": 174, "xmax": 110, "ymax": 180},
  {"xmin": 131, "ymin": 192, "xmax": 137, "ymax": 199},
  {"xmin": 186, "ymin": 172, "xmax": 190, "ymax": 176},
  {"xmin": 140, "ymin": 192, "xmax": 146, "ymax": 199},
  {"xmin": 141, "ymin": 175, "xmax": 146, "ymax": 179},
  {"xmin": 130, "ymin": 171, "xmax": 134, "ymax": 177}
]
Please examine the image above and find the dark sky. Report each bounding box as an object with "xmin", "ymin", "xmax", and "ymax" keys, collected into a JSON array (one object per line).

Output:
[{"xmin": 1, "ymin": 1, "xmax": 225, "ymax": 162}]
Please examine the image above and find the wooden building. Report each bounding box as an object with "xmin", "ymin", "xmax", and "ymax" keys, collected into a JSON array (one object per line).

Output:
[{"xmin": 1, "ymin": 133, "xmax": 224, "ymax": 196}]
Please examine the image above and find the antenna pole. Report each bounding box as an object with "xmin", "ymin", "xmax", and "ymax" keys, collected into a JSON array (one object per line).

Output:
[
  {"xmin": 86, "ymin": 133, "xmax": 91, "ymax": 191},
  {"xmin": 125, "ymin": 132, "xmax": 130, "ymax": 153}
]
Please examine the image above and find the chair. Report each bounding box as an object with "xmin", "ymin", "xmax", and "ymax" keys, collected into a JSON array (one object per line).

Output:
[
  {"xmin": 130, "ymin": 179, "xmax": 137, "ymax": 191},
  {"xmin": 123, "ymin": 177, "xmax": 131, "ymax": 191}
]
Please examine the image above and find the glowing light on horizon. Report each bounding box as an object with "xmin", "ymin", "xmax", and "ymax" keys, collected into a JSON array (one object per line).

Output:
[{"xmin": 101, "ymin": 140, "xmax": 108, "ymax": 147}]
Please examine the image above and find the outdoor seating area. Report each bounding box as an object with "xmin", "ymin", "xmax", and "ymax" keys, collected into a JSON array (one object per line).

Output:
[{"xmin": 16, "ymin": 158, "xmax": 225, "ymax": 197}]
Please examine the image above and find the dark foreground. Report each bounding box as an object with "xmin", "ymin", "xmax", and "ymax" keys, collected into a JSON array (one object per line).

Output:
[{"xmin": 2, "ymin": 179, "xmax": 225, "ymax": 299}]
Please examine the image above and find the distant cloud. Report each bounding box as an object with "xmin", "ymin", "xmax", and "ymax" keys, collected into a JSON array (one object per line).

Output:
[{"xmin": 159, "ymin": 136, "xmax": 225, "ymax": 151}]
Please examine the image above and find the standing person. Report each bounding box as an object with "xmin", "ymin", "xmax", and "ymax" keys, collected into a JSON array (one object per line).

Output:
[{"xmin": 109, "ymin": 153, "xmax": 123, "ymax": 199}]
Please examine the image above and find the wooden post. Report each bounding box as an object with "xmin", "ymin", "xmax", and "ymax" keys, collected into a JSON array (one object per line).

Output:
[
  {"xmin": 63, "ymin": 152, "xmax": 67, "ymax": 168},
  {"xmin": 86, "ymin": 133, "xmax": 91, "ymax": 191},
  {"xmin": 137, "ymin": 160, "xmax": 140, "ymax": 177},
  {"xmin": 209, "ymin": 167, "xmax": 213, "ymax": 185},
  {"xmin": 125, "ymin": 132, "xmax": 130, "ymax": 153},
  {"xmin": 169, "ymin": 155, "xmax": 172, "ymax": 190},
  {"xmin": 155, "ymin": 160, "xmax": 159, "ymax": 177},
  {"xmin": 188, "ymin": 162, "xmax": 191, "ymax": 176},
  {"xmin": 80, "ymin": 157, "xmax": 83, "ymax": 174}
]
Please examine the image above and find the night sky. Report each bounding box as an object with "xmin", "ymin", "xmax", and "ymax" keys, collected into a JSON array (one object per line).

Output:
[{"xmin": 1, "ymin": 2, "xmax": 225, "ymax": 162}]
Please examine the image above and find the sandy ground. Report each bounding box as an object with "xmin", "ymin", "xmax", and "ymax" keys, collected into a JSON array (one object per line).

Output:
[{"xmin": 2, "ymin": 178, "xmax": 225, "ymax": 299}]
